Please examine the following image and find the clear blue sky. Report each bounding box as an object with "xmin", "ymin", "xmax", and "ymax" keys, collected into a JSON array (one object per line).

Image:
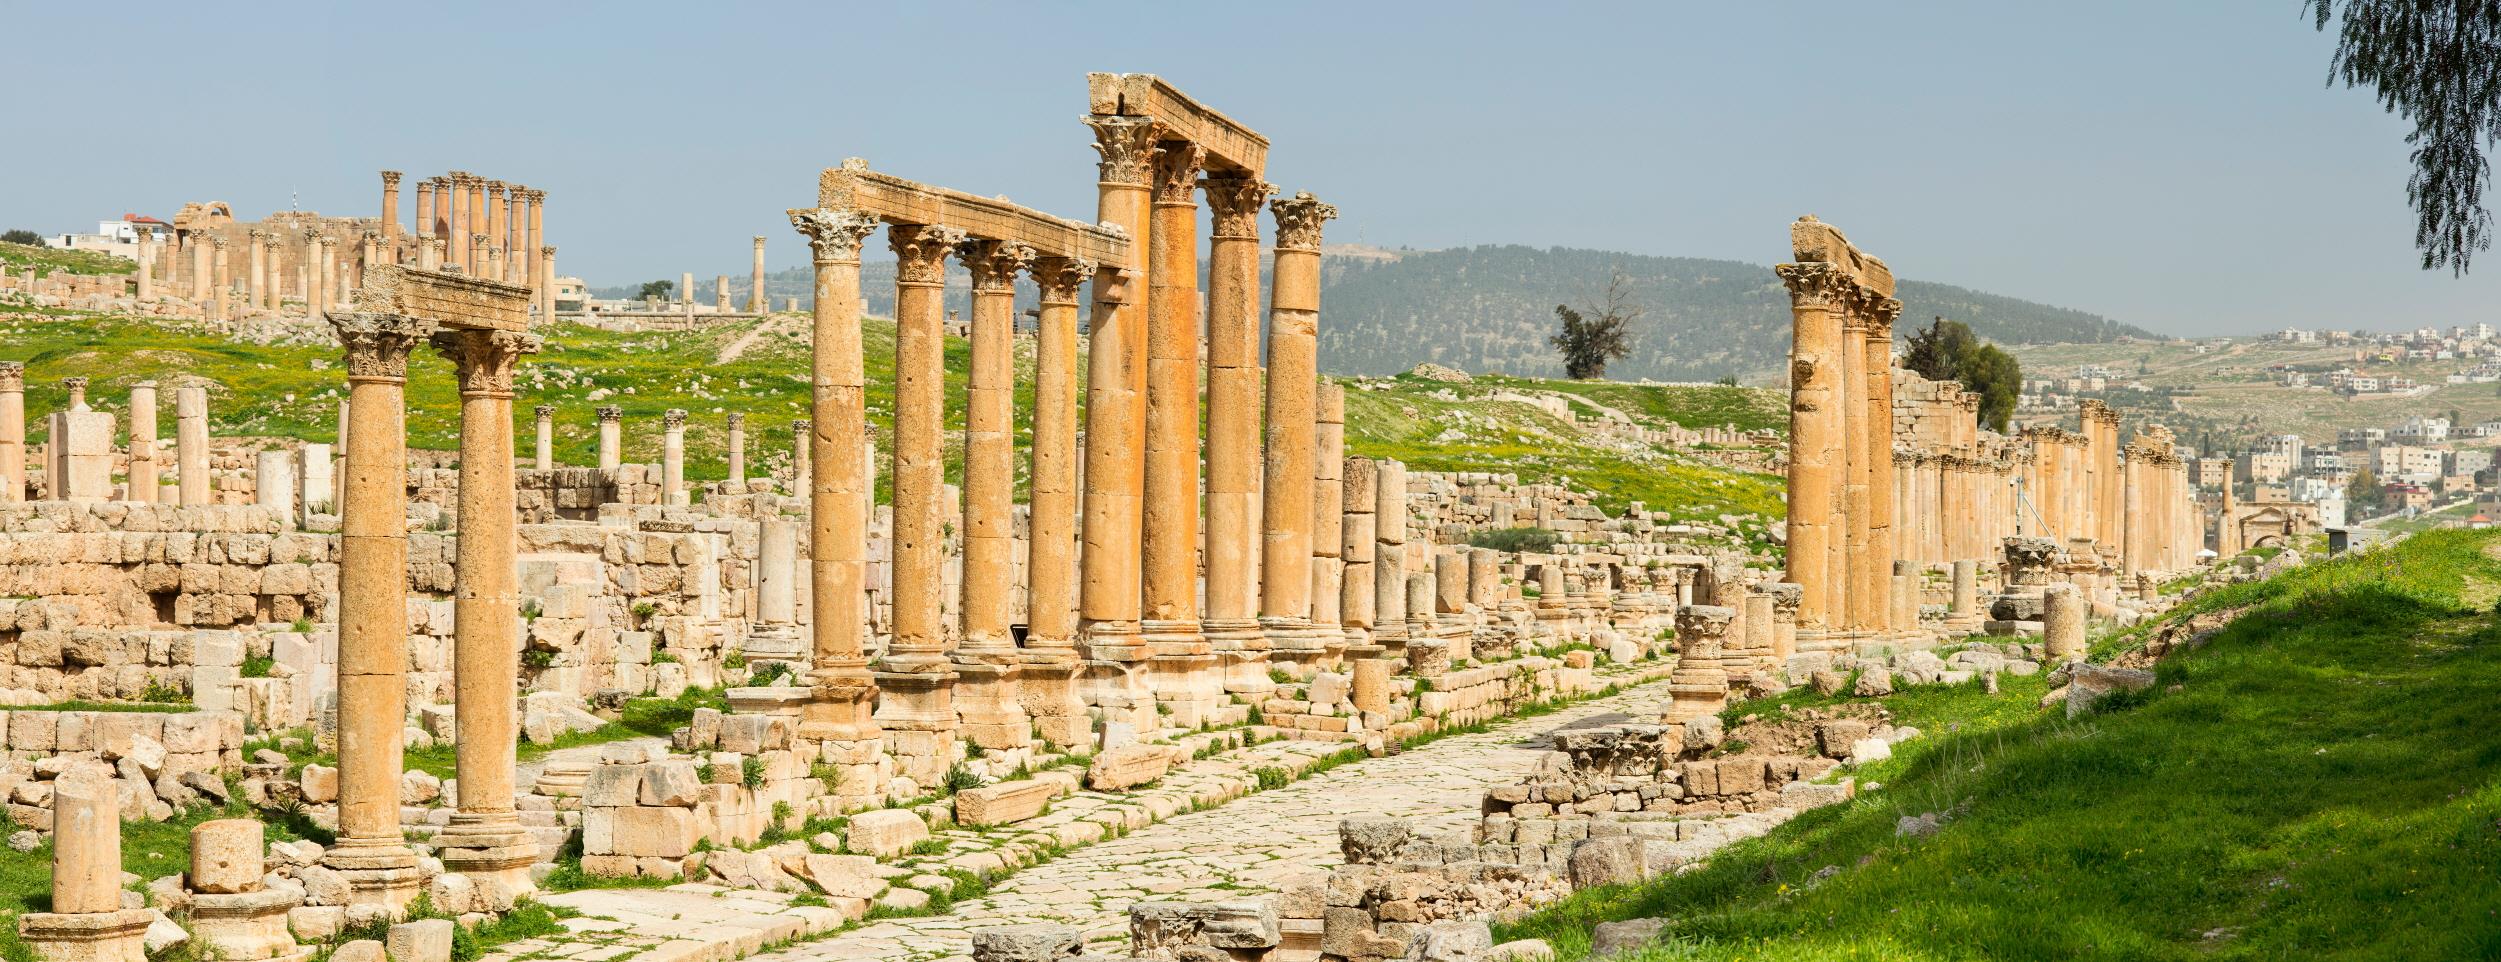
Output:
[{"xmin": 4, "ymin": 0, "xmax": 2491, "ymax": 336}]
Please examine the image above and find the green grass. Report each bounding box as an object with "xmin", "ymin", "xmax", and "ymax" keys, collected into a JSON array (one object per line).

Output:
[
  {"xmin": 1498, "ymin": 528, "xmax": 2501, "ymax": 961},
  {"xmin": 0, "ymin": 241, "xmax": 134, "ymax": 279},
  {"xmin": 0, "ymin": 799, "xmax": 315, "ymax": 961},
  {"xmin": 7, "ymin": 700, "xmax": 197, "ymax": 713}
]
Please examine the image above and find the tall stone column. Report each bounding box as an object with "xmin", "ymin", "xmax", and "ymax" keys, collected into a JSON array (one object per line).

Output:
[
  {"xmin": 1308, "ymin": 383, "xmax": 1347, "ymax": 653},
  {"xmin": 1778, "ymin": 263, "xmax": 1844, "ymax": 633},
  {"xmin": 135, "ymin": 232, "xmax": 155, "ymax": 301},
  {"xmin": 879, "ymin": 222, "xmax": 965, "ymax": 781},
  {"xmin": 527, "ymin": 190, "xmax": 546, "ymax": 287},
  {"xmin": 1024, "ymin": 256, "xmax": 1092, "ymax": 747},
  {"xmin": 789, "ymin": 187, "xmax": 886, "ymax": 773},
  {"xmin": 302, "ymin": 231, "xmax": 328, "ymax": 318},
  {"xmin": 725, "ymin": 412, "xmax": 745, "ymax": 488},
  {"xmin": 245, "ymin": 231, "xmax": 267, "ymax": 312},
  {"xmin": 1864, "ymin": 300, "xmax": 1900, "ymax": 633},
  {"xmin": 505, "ymin": 189, "xmax": 529, "ymax": 283},
  {"xmin": 1080, "ymin": 116, "xmax": 1157, "ymax": 723},
  {"xmin": 1341, "ymin": 456, "xmax": 1377, "ymax": 646},
  {"xmin": 681, "ymin": 272, "xmax": 695, "ymax": 306},
  {"xmin": 448, "ymin": 174, "xmax": 471, "ymax": 270},
  {"xmin": 0, "ymin": 363, "xmax": 20, "ymax": 503},
  {"xmin": 380, "ymin": 170, "xmax": 402, "ymax": 253},
  {"xmin": 661, "ymin": 409, "xmax": 687, "ymax": 506},
  {"xmin": 1140, "ymin": 139, "xmax": 1214, "ymax": 723},
  {"xmin": 471, "ymin": 178, "xmax": 490, "ymax": 269},
  {"xmin": 1373, "ymin": 459, "xmax": 1409, "ymax": 650},
  {"xmin": 322, "ymin": 310, "xmax": 433, "ymax": 910},
  {"xmin": 538, "ymin": 246, "xmax": 557, "ymax": 321},
  {"xmin": 955, "ymin": 238, "xmax": 1034, "ymax": 749},
  {"xmin": 751, "ymin": 236, "xmax": 768, "ymax": 312},
  {"xmin": 595, "ymin": 406, "xmax": 621, "ymax": 470},
  {"xmin": 1838, "ymin": 296, "xmax": 1872, "ymax": 633},
  {"xmin": 715, "ymin": 275, "xmax": 731, "ymax": 311},
  {"xmin": 211, "ymin": 237, "xmax": 231, "ymax": 322},
  {"xmin": 534, "ymin": 404, "xmax": 554, "ymax": 470},
  {"xmin": 190, "ymin": 234, "xmax": 212, "ymax": 302},
  {"xmin": 415, "ymin": 181, "xmax": 435, "ymax": 256},
  {"xmin": 430, "ymin": 326, "xmax": 541, "ymax": 893},
  {"xmin": 128, "ymin": 382, "xmax": 158, "ymax": 503},
  {"xmin": 1258, "ymin": 189, "xmax": 1334, "ymax": 657},
  {"xmin": 174, "ymin": 387, "xmax": 209, "ymax": 505},
  {"xmin": 1199, "ymin": 175, "xmax": 1272, "ymax": 673}
]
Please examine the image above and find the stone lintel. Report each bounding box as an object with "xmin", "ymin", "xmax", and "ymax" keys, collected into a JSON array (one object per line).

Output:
[
  {"xmin": 1086, "ymin": 72, "xmax": 1269, "ymax": 176},
  {"xmin": 358, "ymin": 264, "xmax": 532, "ymax": 332},
  {"xmin": 814, "ymin": 160, "xmax": 1130, "ymax": 264},
  {"xmin": 1788, "ymin": 216, "xmax": 1895, "ymax": 297}
]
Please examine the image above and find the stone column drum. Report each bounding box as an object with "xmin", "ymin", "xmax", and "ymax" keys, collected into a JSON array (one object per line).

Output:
[
  {"xmin": 177, "ymin": 386, "xmax": 210, "ymax": 506},
  {"xmin": 1258, "ymin": 191, "xmax": 1335, "ymax": 656},
  {"xmin": 725, "ymin": 412, "xmax": 746, "ymax": 488},
  {"xmin": 535, "ymin": 404, "xmax": 555, "ymax": 470},
  {"xmin": 1079, "ymin": 117, "xmax": 1155, "ymax": 724},
  {"xmin": 661, "ymin": 409, "xmax": 688, "ymax": 506},
  {"xmin": 787, "ymin": 206, "xmax": 883, "ymax": 776},
  {"xmin": 1023, "ymin": 256, "xmax": 1094, "ymax": 747},
  {"xmin": 956, "ymin": 238, "xmax": 1035, "ymax": 749},
  {"xmin": 1140, "ymin": 140, "xmax": 1214, "ymax": 724},
  {"xmin": 876, "ymin": 222, "xmax": 966, "ymax": 782},
  {"xmin": 16, "ymin": 774, "xmax": 153, "ymax": 962},
  {"xmin": 323, "ymin": 310, "xmax": 433, "ymax": 909},
  {"xmin": 1371, "ymin": 459, "xmax": 1409, "ymax": 649},
  {"xmin": 596, "ymin": 406, "xmax": 622, "ymax": 470},
  {"xmin": 1202, "ymin": 176, "xmax": 1270, "ymax": 670},
  {"xmin": 1307, "ymin": 383, "xmax": 1348, "ymax": 656},
  {"xmin": 0, "ymin": 363, "xmax": 22, "ymax": 504},
  {"xmin": 432, "ymin": 328, "xmax": 543, "ymax": 891},
  {"xmin": 1340, "ymin": 456, "xmax": 1377, "ymax": 646}
]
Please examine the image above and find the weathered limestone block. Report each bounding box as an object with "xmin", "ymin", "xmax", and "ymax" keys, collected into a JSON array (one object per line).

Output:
[
  {"xmin": 1086, "ymin": 743, "xmax": 1177, "ymax": 792},
  {"xmin": 971, "ymin": 925, "xmax": 1084, "ymax": 962},
  {"xmin": 1131, "ymin": 901, "xmax": 1280, "ymax": 959},
  {"xmin": 845, "ymin": 809, "xmax": 929, "ymax": 858},
  {"xmin": 386, "ymin": 919, "xmax": 454, "ymax": 962},
  {"xmin": 1340, "ymin": 817, "xmax": 1411, "ymax": 865},
  {"xmin": 954, "ymin": 778, "xmax": 1061, "ymax": 827},
  {"xmin": 188, "ymin": 819, "xmax": 263, "ymax": 893}
]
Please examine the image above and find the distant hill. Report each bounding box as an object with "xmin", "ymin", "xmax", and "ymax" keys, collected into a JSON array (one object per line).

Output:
[
  {"xmin": 1314, "ymin": 245, "xmax": 2153, "ymax": 382},
  {"xmin": 600, "ymin": 243, "xmax": 2148, "ymax": 383}
]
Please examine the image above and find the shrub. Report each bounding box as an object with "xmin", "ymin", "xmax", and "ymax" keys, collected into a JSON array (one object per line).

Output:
[{"xmin": 1467, "ymin": 526, "xmax": 1561, "ymax": 554}]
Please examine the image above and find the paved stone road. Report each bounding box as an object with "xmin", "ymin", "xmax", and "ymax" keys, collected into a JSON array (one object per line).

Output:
[{"xmin": 738, "ymin": 682, "xmax": 1665, "ymax": 962}]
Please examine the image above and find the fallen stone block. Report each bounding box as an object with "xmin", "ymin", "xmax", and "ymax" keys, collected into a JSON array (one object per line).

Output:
[{"xmin": 955, "ymin": 778, "xmax": 1060, "ymax": 827}]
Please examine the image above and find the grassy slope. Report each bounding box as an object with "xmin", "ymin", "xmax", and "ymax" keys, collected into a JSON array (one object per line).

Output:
[
  {"xmin": 0, "ymin": 240, "xmax": 135, "ymax": 279},
  {"xmin": 5, "ymin": 310, "xmax": 1782, "ymax": 518},
  {"xmin": 1500, "ymin": 528, "xmax": 2501, "ymax": 961}
]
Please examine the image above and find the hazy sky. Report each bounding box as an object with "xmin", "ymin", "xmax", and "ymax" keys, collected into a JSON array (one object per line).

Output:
[{"xmin": 5, "ymin": 1, "xmax": 2493, "ymax": 336}]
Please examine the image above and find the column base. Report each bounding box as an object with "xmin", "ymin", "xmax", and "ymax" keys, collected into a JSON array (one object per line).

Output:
[
  {"xmin": 1015, "ymin": 651, "xmax": 1091, "ymax": 749},
  {"xmin": 17, "ymin": 909, "xmax": 155, "ymax": 962},
  {"xmin": 1208, "ymin": 618, "xmax": 1273, "ymax": 696},
  {"xmin": 800, "ymin": 670, "xmax": 880, "ymax": 743},
  {"xmin": 738, "ymin": 623, "xmax": 809, "ymax": 671},
  {"xmin": 872, "ymin": 662, "xmax": 959, "ymax": 788},
  {"xmin": 435, "ymin": 818, "xmax": 542, "ymax": 897},
  {"xmin": 190, "ymin": 889, "xmax": 308, "ymax": 962},
  {"xmin": 949, "ymin": 652, "xmax": 1030, "ymax": 751}
]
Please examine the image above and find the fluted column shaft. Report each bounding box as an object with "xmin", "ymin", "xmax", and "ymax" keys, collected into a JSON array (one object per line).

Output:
[
  {"xmin": 1864, "ymin": 304, "xmax": 1898, "ymax": 631},
  {"xmin": 960, "ymin": 240, "xmax": 1032, "ymax": 651},
  {"xmin": 1081, "ymin": 117, "xmax": 1155, "ymax": 648},
  {"xmin": 1778, "ymin": 264, "xmax": 1844, "ymax": 629},
  {"xmin": 1204, "ymin": 177, "xmax": 1269, "ymax": 643},
  {"xmin": 1142, "ymin": 143, "xmax": 1205, "ymax": 642},
  {"xmin": 1260, "ymin": 192, "xmax": 1335, "ymax": 640},
  {"xmin": 787, "ymin": 209, "xmax": 881, "ymax": 737}
]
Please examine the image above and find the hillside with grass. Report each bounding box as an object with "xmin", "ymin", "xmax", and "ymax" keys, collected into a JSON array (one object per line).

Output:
[
  {"xmin": 1497, "ymin": 527, "xmax": 2501, "ymax": 961},
  {"xmin": 0, "ymin": 308, "xmax": 1783, "ymax": 524}
]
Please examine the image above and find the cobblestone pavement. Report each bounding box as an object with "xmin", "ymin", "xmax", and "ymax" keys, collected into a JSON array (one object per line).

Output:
[{"xmin": 521, "ymin": 680, "xmax": 1667, "ymax": 962}]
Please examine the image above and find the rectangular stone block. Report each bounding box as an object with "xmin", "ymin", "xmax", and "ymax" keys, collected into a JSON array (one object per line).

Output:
[
  {"xmin": 954, "ymin": 778, "xmax": 1061, "ymax": 827},
  {"xmin": 606, "ymin": 806, "xmax": 700, "ymax": 858}
]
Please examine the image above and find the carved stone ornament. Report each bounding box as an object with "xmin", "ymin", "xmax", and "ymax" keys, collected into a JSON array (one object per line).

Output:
[
  {"xmin": 889, "ymin": 225, "xmax": 969, "ymax": 286},
  {"xmin": 1030, "ymin": 256, "xmax": 1097, "ymax": 305},
  {"xmin": 1202, "ymin": 177, "xmax": 1275, "ymax": 239},
  {"xmin": 790, "ymin": 208, "xmax": 882, "ymax": 264},
  {"xmin": 960, "ymin": 239, "xmax": 1037, "ymax": 293},
  {"xmin": 1087, "ymin": 116, "xmax": 1159, "ymax": 187},
  {"xmin": 1150, "ymin": 139, "xmax": 1205, "ymax": 206},
  {"xmin": 430, "ymin": 328, "xmax": 541, "ymax": 398},
  {"xmin": 1270, "ymin": 191, "xmax": 1338, "ymax": 251},
  {"xmin": 330, "ymin": 312, "xmax": 439, "ymax": 382}
]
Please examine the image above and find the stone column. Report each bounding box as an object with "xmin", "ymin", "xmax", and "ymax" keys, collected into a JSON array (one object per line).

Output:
[
  {"xmin": 1769, "ymin": 582, "xmax": 1801, "ymax": 663},
  {"xmin": 538, "ymin": 245, "xmax": 557, "ymax": 320},
  {"xmin": 505, "ymin": 189, "xmax": 529, "ymax": 284},
  {"xmin": 725, "ymin": 412, "xmax": 746, "ymax": 488},
  {"xmin": 1308, "ymin": 384, "xmax": 1348, "ymax": 650},
  {"xmin": 1778, "ymin": 263, "xmax": 1844, "ymax": 632},
  {"xmin": 0, "ymin": 363, "xmax": 19, "ymax": 503},
  {"xmin": 302, "ymin": 231, "xmax": 327, "ymax": 318},
  {"xmin": 448, "ymin": 174, "xmax": 470, "ymax": 270},
  {"xmin": 415, "ymin": 180, "xmax": 435, "ymax": 255},
  {"xmin": 534, "ymin": 404, "xmax": 554, "ymax": 470},
  {"xmin": 750, "ymin": 235, "xmax": 768, "ymax": 312},
  {"xmin": 1341, "ymin": 456, "xmax": 1377, "ymax": 645},
  {"xmin": 244, "ymin": 231, "xmax": 267, "ymax": 312},
  {"xmin": 2042, "ymin": 582, "xmax": 2084, "ymax": 661},
  {"xmin": 526, "ymin": 190, "xmax": 546, "ymax": 286},
  {"xmin": 126, "ymin": 381, "xmax": 157, "ymax": 503},
  {"xmin": 956, "ymin": 238, "xmax": 1034, "ymax": 749},
  {"xmin": 1081, "ymin": 116, "xmax": 1156, "ymax": 725},
  {"xmin": 1200, "ymin": 175, "xmax": 1272, "ymax": 668},
  {"xmin": 1949, "ymin": 558, "xmax": 1980, "ymax": 632},
  {"xmin": 791, "ymin": 418, "xmax": 811, "ymax": 492},
  {"xmin": 418, "ymin": 237, "xmax": 441, "ymax": 272},
  {"xmin": 879, "ymin": 222, "xmax": 965, "ymax": 780},
  {"xmin": 1372, "ymin": 459, "xmax": 1409, "ymax": 648},
  {"xmin": 471, "ymin": 178, "xmax": 490, "ymax": 268},
  {"xmin": 379, "ymin": 170, "xmax": 402, "ymax": 253},
  {"xmin": 681, "ymin": 271, "xmax": 695, "ymax": 306},
  {"xmin": 596, "ymin": 405, "xmax": 621, "ymax": 470},
  {"xmin": 1866, "ymin": 302, "xmax": 1900, "ymax": 633},
  {"xmin": 715, "ymin": 274, "xmax": 731, "ymax": 311},
  {"xmin": 430, "ymin": 326, "xmax": 541, "ymax": 891},
  {"xmin": 660, "ymin": 409, "xmax": 688, "ymax": 505},
  {"xmin": 322, "ymin": 310, "xmax": 433, "ymax": 909},
  {"xmin": 1141, "ymin": 139, "xmax": 1211, "ymax": 722},
  {"xmin": 50, "ymin": 773, "xmax": 123, "ymax": 913},
  {"xmin": 177, "ymin": 387, "xmax": 210, "ymax": 506},
  {"xmin": 1743, "ymin": 589, "xmax": 1775, "ymax": 672},
  {"xmin": 1024, "ymin": 256, "xmax": 1092, "ymax": 747},
  {"xmin": 1665, "ymin": 605, "xmax": 1734, "ymax": 723},
  {"xmin": 787, "ymin": 205, "xmax": 884, "ymax": 769},
  {"xmin": 136, "ymin": 232, "xmax": 155, "ymax": 301},
  {"xmin": 1258, "ymin": 190, "xmax": 1335, "ymax": 656},
  {"xmin": 191, "ymin": 234, "xmax": 212, "ymax": 301},
  {"xmin": 255, "ymin": 450, "xmax": 295, "ymax": 519},
  {"xmin": 212, "ymin": 237, "xmax": 231, "ymax": 321}
]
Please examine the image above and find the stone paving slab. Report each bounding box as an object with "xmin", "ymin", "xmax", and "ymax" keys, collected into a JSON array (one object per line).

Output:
[{"xmin": 483, "ymin": 671, "xmax": 1670, "ymax": 962}]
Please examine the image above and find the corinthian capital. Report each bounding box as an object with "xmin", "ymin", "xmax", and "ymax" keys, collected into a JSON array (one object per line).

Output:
[
  {"xmin": 1031, "ymin": 256, "xmax": 1096, "ymax": 305},
  {"xmin": 662, "ymin": 408, "xmax": 687, "ymax": 429},
  {"xmin": 1865, "ymin": 297, "xmax": 1902, "ymax": 338},
  {"xmin": 1088, "ymin": 116, "xmax": 1159, "ymax": 187},
  {"xmin": 486, "ymin": 180, "xmax": 508, "ymax": 196},
  {"xmin": 330, "ymin": 311, "xmax": 439, "ymax": 382},
  {"xmin": 1774, "ymin": 262, "xmax": 1848, "ymax": 307},
  {"xmin": 381, "ymin": 170, "xmax": 403, "ymax": 187},
  {"xmin": 302, "ymin": 228, "xmax": 325, "ymax": 246},
  {"xmin": 889, "ymin": 224, "xmax": 968, "ymax": 287},
  {"xmin": 960, "ymin": 239, "xmax": 1036, "ymax": 294},
  {"xmin": 1150, "ymin": 139, "xmax": 1205, "ymax": 206},
  {"xmin": 1202, "ymin": 177, "xmax": 1274, "ymax": 239},
  {"xmin": 596, "ymin": 405, "xmax": 622, "ymax": 424},
  {"xmin": 788, "ymin": 208, "xmax": 881, "ymax": 264},
  {"xmin": 1270, "ymin": 191, "xmax": 1338, "ymax": 252},
  {"xmin": 0, "ymin": 362, "xmax": 20, "ymax": 393},
  {"xmin": 430, "ymin": 328, "xmax": 540, "ymax": 398}
]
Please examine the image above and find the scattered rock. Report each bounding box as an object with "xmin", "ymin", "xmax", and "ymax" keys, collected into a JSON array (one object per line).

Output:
[
  {"xmin": 1852, "ymin": 669, "xmax": 1894, "ymax": 698},
  {"xmin": 1589, "ymin": 918, "xmax": 1669, "ymax": 958}
]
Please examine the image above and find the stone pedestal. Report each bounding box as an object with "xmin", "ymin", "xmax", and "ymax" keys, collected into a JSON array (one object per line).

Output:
[
  {"xmin": 2042, "ymin": 583, "xmax": 2085, "ymax": 662},
  {"xmin": 16, "ymin": 911, "xmax": 154, "ymax": 962},
  {"xmin": 1665, "ymin": 605, "xmax": 1735, "ymax": 724}
]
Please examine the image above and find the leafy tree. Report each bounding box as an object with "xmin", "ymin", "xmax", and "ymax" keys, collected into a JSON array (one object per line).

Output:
[
  {"xmin": 0, "ymin": 229, "xmax": 41, "ymax": 245},
  {"xmin": 2309, "ymin": 1, "xmax": 2501, "ymax": 273},
  {"xmin": 1550, "ymin": 272, "xmax": 1640, "ymax": 379},
  {"xmin": 637, "ymin": 280, "xmax": 673, "ymax": 301},
  {"xmin": 2346, "ymin": 466, "xmax": 2387, "ymax": 514},
  {"xmin": 1902, "ymin": 316, "xmax": 1976, "ymax": 382},
  {"xmin": 1902, "ymin": 316, "xmax": 2020, "ymax": 431}
]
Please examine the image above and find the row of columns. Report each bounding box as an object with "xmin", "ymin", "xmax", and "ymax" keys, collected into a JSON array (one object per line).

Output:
[
  {"xmin": 403, "ymin": 171, "xmax": 543, "ymax": 289},
  {"xmin": 1777, "ymin": 252, "xmax": 1903, "ymax": 640},
  {"xmin": 0, "ymin": 366, "xmax": 216, "ymax": 505}
]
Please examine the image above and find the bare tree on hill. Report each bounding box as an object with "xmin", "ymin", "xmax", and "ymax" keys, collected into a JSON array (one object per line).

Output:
[{"xmin": 1551, "ymin": 272, "xmax": 1641, "ymax": 379}]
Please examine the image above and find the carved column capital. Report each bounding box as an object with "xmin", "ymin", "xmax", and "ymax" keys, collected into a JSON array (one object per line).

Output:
[
  {"xmin": 889, "ymin": 224, "xmax": 967, "ymax": 287},
  {"xmin": 1031, "ymin": 256, "xmax": 1096, "ymax": 306},
  {"xmin": 1270, "ymin": 191, "xmax": 1337, "ymax": 251},
  {"xmin": 960, "ymin": 239, "xmax": 1036, "ymax": 293},
  {"xmin": 302, "ymin": 228, "xmax": 325, "ymax": 246},
  {"xmin": 330, "ymin": 312, "xmax": 438, "ymax": 383},
  {"xmin": 1774, "ymin": 262, "xmax": 1848, "ymax": 308},
  {"xmin": 662, "ymin": 408, "xmax": 687, "ymax": 429},
  {"xmin": 381, "ymin": 170, "xmax": 403, "ymax": 188},
  {"xmin": 1087, "ymin": 116, "xmax": 1160, "ymax": 186},
  {"xmin": 1202, "ymin": 177, "xmax": 1274, "ymax": 239},
  {"xmin": 726, "ymin": 412, "xmax": 745, "ymax": 429},
  {"xmin": 1150, "ymin": 140, "xmax": 1206, "ymax": 206},
  {"xmin": 429, "ymin": 329, "xmax": 541, "ymax": 399},
  {"xmin": 595, "ymin": 405, "xmax": 622, "ymax": 424},
  {"xmin": 1865, "ymin": 297, "xmax": 1902, "ymax": 339},
  {"xmin": 540, "ymin": 245, "xmax": 556, "ymax": 258},
  {"xmin": 535, "ymin": 404, "xmax": 555, "ymax": 419},
  {"xmin": 0, "ymin": 362, "xmax": 21, "ymax": 393},
  {"xmin": 56, "ymin": 375, "xmax": 82, "ymax": 394},
  {"xmin": 486, "ymin": 180, "xmax": 508, "ymax": 197},
  {"xmin": 789, "ymin": 208, "xmax": 881, "ymax": 265}
]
